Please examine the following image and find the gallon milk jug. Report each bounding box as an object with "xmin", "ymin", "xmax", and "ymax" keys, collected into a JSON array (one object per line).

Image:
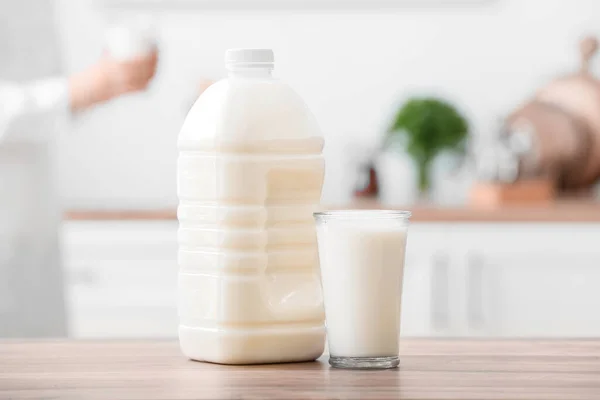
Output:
[{"xmin": 177, "ymin": 49, "xmax": 325, "ymax": 364}]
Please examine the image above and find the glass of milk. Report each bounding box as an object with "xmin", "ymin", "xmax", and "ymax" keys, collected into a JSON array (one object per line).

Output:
[{"xmin": 314, "ymin": 210, "xmax": 411, "ymax": 369}]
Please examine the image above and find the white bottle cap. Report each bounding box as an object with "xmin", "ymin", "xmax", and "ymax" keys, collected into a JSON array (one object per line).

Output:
[{"xmin": 225, "ymin": 49, "xmax": 274, "ymax": 69}]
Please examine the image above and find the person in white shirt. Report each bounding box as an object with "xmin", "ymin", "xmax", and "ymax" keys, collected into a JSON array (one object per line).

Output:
[
  {"xmin": 0, "ymin": 50, "xmax": 158, "ymax": 337},
  {"xmin": 0, "ymin": 51, "xmax": 158, "ymax": 142}
]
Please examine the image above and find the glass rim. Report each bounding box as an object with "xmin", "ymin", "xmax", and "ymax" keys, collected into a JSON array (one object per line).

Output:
[{"xmin": 313, "ymin": 209, "xmax": 411, "ymax": 221}]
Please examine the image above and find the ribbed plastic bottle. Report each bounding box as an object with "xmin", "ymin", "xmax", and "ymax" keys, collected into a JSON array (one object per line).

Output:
[{"xmin": 177, "ymin": 49, "xmax": 325, "ymax": 364}]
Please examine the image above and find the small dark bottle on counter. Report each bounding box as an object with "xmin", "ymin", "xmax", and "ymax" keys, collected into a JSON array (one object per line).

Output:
[{"xmin": 354, "ymin": 162, "xmax": 379, "ymax": 198}]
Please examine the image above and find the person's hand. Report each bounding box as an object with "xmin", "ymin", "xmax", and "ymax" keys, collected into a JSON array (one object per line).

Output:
[
  {"xmin": 69, "ymin": 49, "xmax": 158, "ymax": 113},
  {"xmin": 102, "ymin": 50, "xmax": 158, "ymax": 97}
]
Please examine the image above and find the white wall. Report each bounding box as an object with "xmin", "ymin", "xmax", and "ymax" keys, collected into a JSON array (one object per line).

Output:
[
  {"xmin": 0, "ymin": 0, "xmax": 62, "ymax": 80},
  {"xmin": 54, "ymin": 0, "xmax": 600, "ymax": 209}
]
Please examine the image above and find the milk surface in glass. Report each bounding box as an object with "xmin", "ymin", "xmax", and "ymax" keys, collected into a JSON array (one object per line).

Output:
[{"xmin": 177, "ymin": 49, "xmax": 325, "ymax": 365}]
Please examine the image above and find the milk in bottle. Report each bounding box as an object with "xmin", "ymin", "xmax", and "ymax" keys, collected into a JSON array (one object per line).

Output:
[{"xmin": 177, "ymin": 49, "xmax": 325, "ymax": 364}]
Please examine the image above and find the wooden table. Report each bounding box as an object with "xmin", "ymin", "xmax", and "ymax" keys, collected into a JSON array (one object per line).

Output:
[{"xmin": 2, "ymin": 340, "xmax": 600, "ymax": 399}]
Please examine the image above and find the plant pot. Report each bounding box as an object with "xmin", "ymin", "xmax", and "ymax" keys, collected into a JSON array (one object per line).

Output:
[
  {"xmin": 376, "ymin": 150, "xmax": 472, "ymax": 206},
  {"xmin": 430, "ymin": 151, "xmax": 473, "ymax": 205},
  {"xmin": 375, "ymin": 150, "xmax": 418, "ymax": 206}
]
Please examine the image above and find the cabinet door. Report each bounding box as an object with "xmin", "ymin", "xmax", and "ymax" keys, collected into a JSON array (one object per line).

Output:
[
  {"xmin": 61, "ymin": 221, "xmax": 178, "ymax": 338},
  {"xmin": 401, "ymin": 224, "xmax": 457, "ymax": 337},
  {"xmin": 455, "ymin": 224, "xmax": 600, "ymax": 337}
]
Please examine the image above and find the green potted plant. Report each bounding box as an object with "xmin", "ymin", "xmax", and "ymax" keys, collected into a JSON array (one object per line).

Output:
[{"xmin": 386, "ymin": 97, "xmax": 469, "ymax": 198}]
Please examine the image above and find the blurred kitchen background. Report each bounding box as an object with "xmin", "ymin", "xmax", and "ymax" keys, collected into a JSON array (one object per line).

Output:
[{"xmin": 4, "ymin": 0, "xmax": 600, "ymax": 339}]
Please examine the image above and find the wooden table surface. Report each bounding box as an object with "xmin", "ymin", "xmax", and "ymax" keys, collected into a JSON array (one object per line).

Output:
[{"xmin": 2, "ymin": 340, "xmax": 600, "ymax": 399}]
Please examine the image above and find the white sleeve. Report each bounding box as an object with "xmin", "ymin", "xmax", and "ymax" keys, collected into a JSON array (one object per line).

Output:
[{"xmin": 0, "ymin": 77, "xmax": 70, "ymax": 144}]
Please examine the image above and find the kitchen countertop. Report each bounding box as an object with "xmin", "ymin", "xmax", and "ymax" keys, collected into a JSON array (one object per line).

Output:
[
  {"xmin": 2, "ymin": 340, "xmax": 600, "ymax": 399},
  {"xmin": 64, "ymin": 199, "xmax": 600, "ymax": 222}
]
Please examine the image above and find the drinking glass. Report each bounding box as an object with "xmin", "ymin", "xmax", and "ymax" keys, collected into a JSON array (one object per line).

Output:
[{"xmin": 314, "ymin": 210, "xmax": 411, "ymax": 369}]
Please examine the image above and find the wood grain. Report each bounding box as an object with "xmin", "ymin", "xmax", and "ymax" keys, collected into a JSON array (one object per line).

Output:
[
  {"xmin": 64, "ymin": 209, "xmax": 177, "ymax": 221},
  {"xmin": 1, "ymin": 339, "xmax": 600, "ymax": 399},
  {"xmin": 65, "ymin": 200, "xmax": 600, "ymax": 223}
]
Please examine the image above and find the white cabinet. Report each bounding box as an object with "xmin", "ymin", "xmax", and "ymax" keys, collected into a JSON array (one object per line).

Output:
[
  {"xmin": 400, "ymin": 223, "xmax": 600, "ymax": 338},
  {"xmin": 60, "ymin": 220, "xmax": 600, "ymax": 339},
  {"xmin": 61, "ymin": 221, "xmax": 179, "ymax": 338},
  {"xmin": 452, "ymin": 224, "xmax": 600, "ymax": 338},
  {"xmin": 400, "ymin": 224, "xmax": 457, "ymax": 337},
  {"xmin": 473, "ymin": 252, "xmax": 600, "ymax": 337},
  {"xmin": 60, "ymin": 221, "xmax": 456, "ymax": 339}
]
